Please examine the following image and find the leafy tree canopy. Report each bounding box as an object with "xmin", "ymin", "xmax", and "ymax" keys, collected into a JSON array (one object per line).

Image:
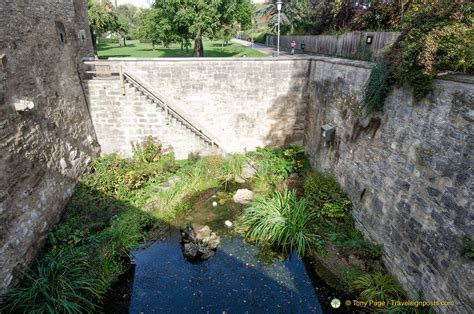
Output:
[
  {"xmin": 138, "ymin": 0, "xmax": 253, "ymax": 57},
  {"xmin": 87, "ymin": 0, "xmax": 119, "ymax": 51}
]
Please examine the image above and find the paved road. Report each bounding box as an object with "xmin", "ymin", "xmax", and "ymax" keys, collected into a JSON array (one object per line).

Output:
[{"xmin": 232, "ymin": 38, "xmax": 309, "ymax": 57}]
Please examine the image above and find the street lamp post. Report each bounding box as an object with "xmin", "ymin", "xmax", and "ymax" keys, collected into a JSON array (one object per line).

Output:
[{"xmin": 276, "ymin": 0, "xmax": 282, "ymax": 57}]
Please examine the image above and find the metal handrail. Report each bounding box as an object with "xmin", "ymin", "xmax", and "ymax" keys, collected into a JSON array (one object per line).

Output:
[{"xmin": 121, "ymin": 70, "xmax": 222, "ymax": 151}]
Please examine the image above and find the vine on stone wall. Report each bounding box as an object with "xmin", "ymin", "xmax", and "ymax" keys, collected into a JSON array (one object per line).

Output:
[{"xmin": 363, "ymin": 1, "xmax": 473, "ymax": 112}]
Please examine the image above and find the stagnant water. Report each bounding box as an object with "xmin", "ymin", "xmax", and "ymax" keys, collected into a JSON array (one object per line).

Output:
[{"xmin": 126, "ymin": 187, "xmax": 334, "ymax": 313}]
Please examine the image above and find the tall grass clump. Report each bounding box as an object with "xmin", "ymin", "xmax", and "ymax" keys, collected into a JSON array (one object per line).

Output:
[
  {"xmin": 354, "ymin": 271, "xmax": 404, "ymax": 302},
  {"xmin": 241, "ymin": 189, "xmax": 316, "ymax": 257},
  {"xmin": 220, "ymin": 153, "xmax": 246, "ymax": 187},
  {"xmin": 0, "ymin": 250, "xmax": 102, "ymax": 313}
]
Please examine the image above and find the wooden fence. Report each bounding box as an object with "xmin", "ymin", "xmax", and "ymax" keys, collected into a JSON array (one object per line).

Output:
[{"xmin": 266, "ymin": 32, "xmax": 400, "ymax": 61}]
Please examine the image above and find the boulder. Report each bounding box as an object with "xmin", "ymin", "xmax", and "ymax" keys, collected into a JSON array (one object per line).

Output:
[
  {"xmin": 207, "ymin": 232, "xmax": 221, "ymax": 250},
  {"xmin": 242, "ymin": 161, "xmax": 257, "ymax": 179},
  {"xmin": 181, "ymin": 225, "xmax": 197, "ymax": 243},
  {"xmin": 233, "ymin": 189, "xmax": 253, "ymax": 204},
  {"xmin": 183, "ymin": 243, "xmax": 199, "ymax": 259},
  {"xmin": 195, "ymin": 226, "xmax": 211, "ymax": 242},
  {"xmin": 234, "ymin": 161, "xmax": 257, "ymax": 183},
  {"xmin": 180, "ymin": 225, "xmax": 220, "ymax": 262},
  {"xmin": 198, "ymin": 245, "xmax": 216, "ymax": 260}
]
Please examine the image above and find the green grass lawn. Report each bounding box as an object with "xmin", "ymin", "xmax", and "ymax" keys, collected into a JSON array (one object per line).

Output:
[{"xmin": 97, "ymin": 39, "xmax": 267, "ymax": 59}]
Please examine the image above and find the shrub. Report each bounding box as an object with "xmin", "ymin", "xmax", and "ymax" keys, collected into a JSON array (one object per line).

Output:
[
  {"xmin": 388, "ymin": 1, "xmax": 473, "ymax": 100},
  {"xmin": 354, "ymin": 271, "xmax": 404, "ymax": 302},
  {"xmin": 303, "ymin": 172, "xmax": 351, "ymax": 219},
  {"xmin": 132, "ymin": 136, "xmax": 162, "ymax": 163},
  {"xmin": 0, "ymin": 250, "xmax": 102, "ymax": 313},
  {"xmin": 240, "ymin": 189, "xmax": 316, "ymax": 257},
  {"xmin": 463, "ymin": 237, "xmax": 474, "ymax": 259},
  {"xmin": 250, "ymin": 145, "xmax": 307, "ymax": 181}
]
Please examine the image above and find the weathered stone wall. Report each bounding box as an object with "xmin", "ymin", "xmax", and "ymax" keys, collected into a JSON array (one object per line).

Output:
[
  {"xmin": 305, "ymin": 59, "xmax": 473, "ymax": 312},
  {"xmin": 85, "ymin": 58, "xmax": 310, "ymax": 158},
  {"xmin": 0, "ymin": 0, "xmax": 98, "ymax": 293},
  {"xmin": 84, "ymin": 78, "xmax": 210, "ymax": 159}
]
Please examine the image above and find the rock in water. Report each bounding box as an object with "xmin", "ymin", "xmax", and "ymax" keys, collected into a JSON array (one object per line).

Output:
[
  {"xmin": 181, "ymin": 225, "xmax": 197, "ymax": 243},
  {"xmin": 183, "ymin": 243, "xmax": 199, "ymax": 259},
  {"xmin": 195, "ymin": 226, "xmax": 211, "ymax": 242},
  {"xmin": 224, "ymin": 220, "xmax": 233, "ymax": 228},
  {"xmin": 198, "ymin": 245, "xmax": 216, "ymax": 260},
  {"xmin": 207, "ymin": 232, "xmax": 221, "ymax": 250},
  {"xmin": 233, "ymin": 189, "xmax": 253, "ymax": 204},
  {"xmin": 180, "ymin": 225, "xmax": 220, "ymax": 262}
]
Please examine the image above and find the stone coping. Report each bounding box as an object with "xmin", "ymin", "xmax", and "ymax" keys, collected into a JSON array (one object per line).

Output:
[
  {"xmin": 82, "ymin": 57, "xmax": 473, "ymax": 82},
  {"xmin": 83, "ymin": 55, "xmax": 374, "ymax": 69}
]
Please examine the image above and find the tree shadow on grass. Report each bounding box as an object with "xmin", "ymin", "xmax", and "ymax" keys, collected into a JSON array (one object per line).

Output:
[{"xmin": 97, "ymin": 43, "xmax": 138, "ymax": 51}]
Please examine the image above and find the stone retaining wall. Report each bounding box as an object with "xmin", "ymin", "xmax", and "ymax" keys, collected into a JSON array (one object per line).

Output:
[
  {"xmin": 305, "ymin": 59, "xmax": 473, "ymax": 313},
  {"xmin": 0, "ymin": 0, "xmax": 98, "ymax": 293},
  {"xmin": 86, "ymin": 58, "xmax": 310, "ymax": 158}
]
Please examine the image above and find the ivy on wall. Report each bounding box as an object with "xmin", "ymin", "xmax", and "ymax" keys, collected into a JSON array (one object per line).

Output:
[{"xmin": 363, "ymin": 1, "xmax": 473, "ymax": 113}]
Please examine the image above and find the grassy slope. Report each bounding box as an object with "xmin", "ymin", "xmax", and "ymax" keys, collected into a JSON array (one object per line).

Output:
[{"xmin": 97, "ymin": 39, "xmax": 267, "ymax": 59}]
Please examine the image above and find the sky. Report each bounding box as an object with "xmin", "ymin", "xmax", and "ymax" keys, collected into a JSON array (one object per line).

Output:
[{"xmin": 116, "ymin": 0, "xmax": 151, "ymax": 8}]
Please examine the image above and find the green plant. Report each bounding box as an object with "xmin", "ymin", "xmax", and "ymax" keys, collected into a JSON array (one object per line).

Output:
[
  {"xmin": 342, "ymin": 266, "xmax": 365, "ymax": 292},
  {"xmin": 463, "ymin": 237, "xmax": 474, "ymax": 259},
  {"xmin": 249, "ymin": 145, "xmax": 307, "ymax": 183},
  {"xmin": 132, "ymin": 136, "xmax": 162, "ymax": 163},
  {"xmin": 220, "ymin": 153, "xmax": 246, "ymax": 186},
  {"xmin": 320, "ymin": 201, "xmax": 352, "ymax": 218},
  {"xmin": 241, "ymin": 189, "xmax": 316, "ymax": 257},
  {"xmin": 354, "ymin": 271, "xmax": 404, "ymax": 302},
  {"xmin": 0, "ymin": 250, "xmax": 102, "ymax": 313},
  {"xmin": 303, "ymin": 172, "xmax": 351, "ymax": 219},
  {"xmin": 363, "ymin": 62, "xmax": 391, "ymax": 114},
  {"xmin": 388, "ymin": 1, "xmax": 473, "ymax": 100}
]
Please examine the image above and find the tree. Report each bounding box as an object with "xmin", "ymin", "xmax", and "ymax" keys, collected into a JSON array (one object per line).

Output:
[
  {"xmin": 117, "ymin": 16, "xmax": 130, "ymax": 46},
  {"xmin": 117, "ymin": 4, "xmax": 142, "ymax": 39},
  {"xmin": 150, "ymin": 0, "xmax": 253, "ymax": 57},
  {"xmin": 87, "ymin": 0, "xmax": 119, "ymax": 53},
  {"xmin": 137, "ymin": 9, "xmax": 161, "ymax": 50},
  {"xmin": 255, "ymin": 0, "xmax": 313, "ymax": 34}
]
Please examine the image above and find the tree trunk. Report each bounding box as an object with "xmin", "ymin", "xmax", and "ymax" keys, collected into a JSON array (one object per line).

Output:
[
  {"xmin": 123, "ymin": 37, "xmax": 126, "ymax": 47},
  {"xmin": 181, "ymin": 41, "xmax": 184, "ymax": 51},
  {"xmin": 152, "ymin": 41, "xmax": 155, "ymax": 51},
  {"xmin": 193, "ymin": 30, "xmax": 204, "ymax": 57},
  {"xmin": 91, "ymin": 28, "xmax": 97, "ymax": 55}
]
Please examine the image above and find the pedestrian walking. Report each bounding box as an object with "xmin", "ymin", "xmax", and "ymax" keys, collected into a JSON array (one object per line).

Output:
[
  {"xmin": 290, "ymin": 40, "xmax": 296, "ymax": 55},
  {"xmin": 301, "ymin": 41, "xmax": 306, "ymax": 54}
]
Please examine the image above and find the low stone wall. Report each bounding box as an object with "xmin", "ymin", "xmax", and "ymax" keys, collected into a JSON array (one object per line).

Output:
[
  {"xmin": 305, "ymin": 59, "xmax": 473, "ymax": 313},
  {"xmin": 0, "ymin": 0, "xmax": 98, "ymax": 293},
  {"xmin": 85, "ymin": 58, "xmax": 310, "ymax": 159}
]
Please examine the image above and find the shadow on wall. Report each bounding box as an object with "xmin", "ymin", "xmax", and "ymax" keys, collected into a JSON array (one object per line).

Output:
[
  {"xmin": 0, "ymin": 105, "xmax": 99, "ymax": 294},
  {"xmin": 263, "ymin": 65, "xmax": 310, "ymax": 148}
]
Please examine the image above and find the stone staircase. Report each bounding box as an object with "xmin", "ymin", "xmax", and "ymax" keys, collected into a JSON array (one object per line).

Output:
[{"xmin": 121, "ymin": 71, "xmax": 223, "ymax": 154}]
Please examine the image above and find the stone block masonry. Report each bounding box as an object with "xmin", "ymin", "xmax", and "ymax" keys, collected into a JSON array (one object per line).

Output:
[
  {"xmin": 86, "ymin": 56, "xmax": 473, "ymax": 312},
  {"xmin": 86, "ymin": 58, "xmax": 310, "ymax": 158},
  {"xmin": 0, "ymin": 1, "xmax": 472, "ymax": 309},
  {"xmin": 305, "ymin": 59, "xmax": 473, "ymax": 313},
  {"xmin": 84, "ymin": 79, "xmax": 210, "ymax": 159},
  {"xmin": 0, "ymin": 0, "xmax": 98, "ymax": 293}
]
